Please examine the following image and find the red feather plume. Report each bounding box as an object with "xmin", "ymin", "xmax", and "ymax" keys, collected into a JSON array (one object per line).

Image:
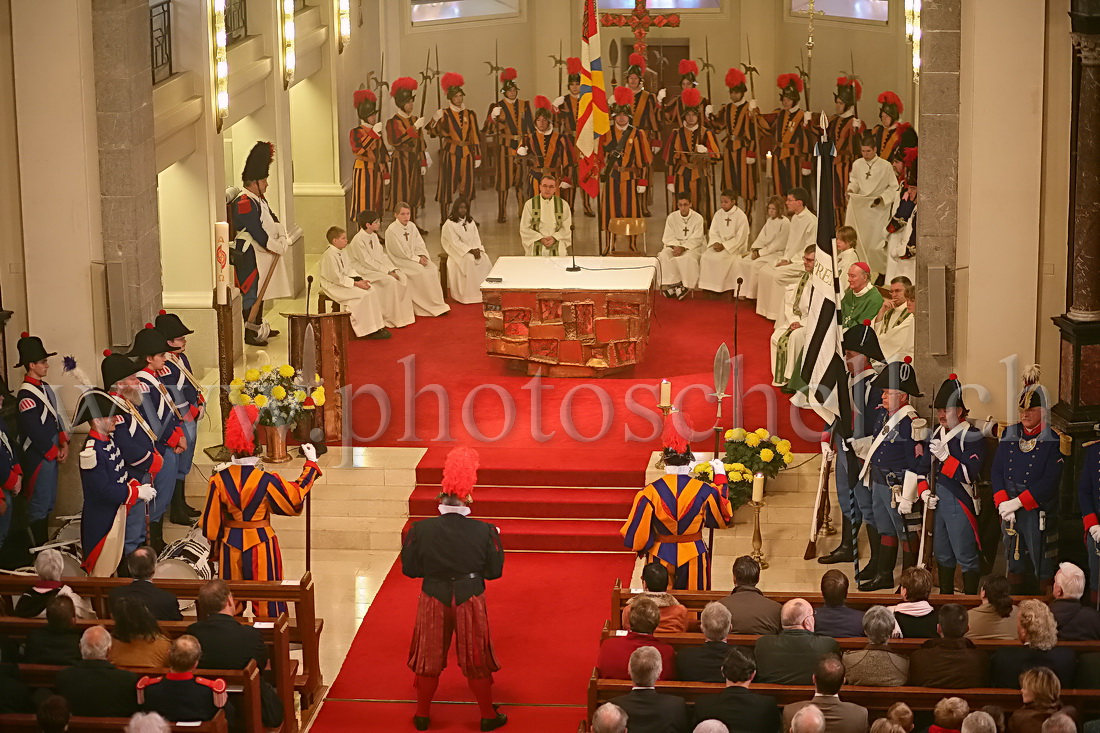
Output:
[
  {"xmin": 567, "ymin": 57, "xmax": 583, "ymax": 75},
  {"xmin": 390, "ymin": 76, "xmax": 418, "ymax": 96},
  {"xmin": 680, "ymin": 87, "xmax": 702, "ymax": 109},
  {"xmin": 534, "ymin": 95, "xmax": 552, "ymax": 111},
  {"xmin": 440, "ymin": 446, "xmax": 479, "ymax": 501},
  {"xmin": 628, "ymin": 52, "xmax": 646, "ymax": 71},
  {"xmin": 500, "ymin": 67, "xmax": 517, "ymax": 82},
  {"xmin": 777, "ymin": 73, "xmax": 803, "ymax": 92},
  {"xmin": 836, "ymin": 76, "xmax": 862, "ymax": 100},
  {"xmin": 878, "ymin": 90, "xmax": 903, "ymax": 114},
  {"xmin": 725, "ymin": 68, "xmax": 746, "ymax": 89},
  {"xmin": 353, "ymin": 89, "xmax": 376, "ymax": 107},
  {"xmin": 902, "ymin": 146, "xmax": 918, "ymax": 168},
  {"xmin": 661, "ymin": 413, "xmax": 688, "ymax": 453},
  {"xmin": 613, "ymin": 86, "xmax": 635, "ymax": 107},
  {"xmin": 679, "ymin": 59, "xmax": 699, "ymax": 76},
  {"xmin": 225, "ymin": 405, "xmax": 260, "ymax": 456},
  {"xmin": 440, "ymin": 72, "xmax": 464, "ymax": 91}
]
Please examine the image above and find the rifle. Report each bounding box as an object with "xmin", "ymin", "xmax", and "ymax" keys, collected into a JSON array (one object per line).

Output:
[
  {"xmin": 805, "ymin": 449, "xmax": 834, "ymax": 559},
  {"xmin": 917, "ymin": 455, "xmax": 938, "ymax": 569}
]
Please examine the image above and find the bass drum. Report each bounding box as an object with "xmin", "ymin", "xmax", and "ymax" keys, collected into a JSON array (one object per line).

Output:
[
  {"xmin": 155, "ymin": 534, "xmax": 214, "ymax": 612},
  {"xmin": 21, "ymin": 518, "xmax": 88, "ymax": 578}
]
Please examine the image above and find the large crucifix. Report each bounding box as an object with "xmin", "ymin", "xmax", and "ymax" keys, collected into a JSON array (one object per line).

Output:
[
  {"xmin": 599, "ymin": 0, "xmax": 682, "ymax": 57},
  {"xmin": 794, "ymin": 0, "xmax": 826, "ymax": 106}
]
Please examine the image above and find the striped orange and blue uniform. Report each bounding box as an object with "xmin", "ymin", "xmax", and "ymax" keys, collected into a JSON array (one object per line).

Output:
[
  {"xmin": 714, "ymin": 101, "xmax": 757, "ymax": 205},
  {"xmin": 522, "ymin": 129, "xmax": 576, "ymax": 199},
  {"xmin": 871, "ymin": 121, "xmax": 918, "ymax": 162},
  {"xmin": 350, "ymin": 125, "xmax": 389, "ymax": 220},
  {"xmin": 201, "ymin": 459, "xmax": 322, "ymax": 617},
  {"xmin": 386, "ymin": 113, "xmax": 427, "ymax": 215},
  {"xmin": 485, "ymin": 98, "xmax": 533, "ymax": 193},
  {"xmin": 599, "ymin": 126, "xmax": 653, "ymax": 230},
  {"xmin": 669, "ymin": 125, "xmax": 721, "ymax": 221},
  {"xmin": 827, "ymin": 114, "xmax": 862, "ymax": 224},
  {"xmin": 756, "ymin": 107, "xmax": 819, "ymax": 196},
  {"xmin": 429, "ymin": 107, "xmax": 481, "ymax": 210},
  {"xmin": 557, "ymin": 95, "xmax": 593, "ymax": 215},
  {"xmin": 620, "ymin": 473, "xmax": 732, "ymax": 591}
]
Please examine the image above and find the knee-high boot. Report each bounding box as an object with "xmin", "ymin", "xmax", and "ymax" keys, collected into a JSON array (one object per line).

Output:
[
  {"xmin": 859, "ymin": 539, "xmax": 897, "ymax": 592},
  {"xmin": 818, "ymin": 516, "xmax": 854, "ymax": 564},
  {"xmin": 938, "ymin": 564, "xmax": 956, "ymax": 594},
  {"xmin": 962, "ymin": 570, "xmax": 981, "ymax": 595},
  {"xmin": 855, "ymin": 525, "xmax": 880, "ymax": 582},
  {"xmin": 496, "ymin": 190, "xmax": 507, "ymax": 223}
]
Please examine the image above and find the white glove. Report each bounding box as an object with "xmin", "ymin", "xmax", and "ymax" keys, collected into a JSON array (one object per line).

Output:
[
  {"xmin": 553, "ymin": 95, "xmax": 565, "ymax": 108},
  {"xmin": 748, "ymin": 99, "xmax": 758, "ymax": 112},
  {"xmin": 421, "ymin": 165, "xmax": 428, "ymax": 175},
  {"xmin": 137, "ymin": 484, "xmax": 157, "ymax": 502},
  {"xmin": 820, "ymin": 442, "xmax": 835, "ymax": 461},
  {"xmin": 301, "ymin": 443, "xmax": 318, "ymax": 462},
  {"xmin": 414, "ymin": 116, "xmax": 428, "ymax": 129},
  {"xmin": 696, "ymin": 144, "xmax": 708, "ymax": 154},
  {"xmin": 491, "ymin": 106, "xmax": 502, "ymax": 119},
  {"xmin": 666, "ymin": 183, "xmax": 675, "ymax": 193},
  {"xmin": 705, "ymin": 104, "xmax": 713, "ymax": 117},
  {"xmin": 1090, "ymin": 525, "xmax": 1100, "ymax": 544},
  {"xmin": 424, "ymin": 150, "xmax": 433, "ymax": 167},
  {"xmin": 384, "ymin": 177, "xmax": 391, "ymax": 186},
  {"xmin": 433, "ymin": 108, "xmax": 444, "ymax": 121},
  {"xmin": 998, "ymin": 497, "xmax": 1023, "ymax": 521},
  {"xmin": 372, "ymin": 122, "xmax": 384, "ymax": 134},
  {"xmin": 517, "ymin": 145, "xmax": 529, "ymax": 156},
  {"xmin": 898, "ymin": 498, "xmax": 913, "ymax": 515},
  {"xmin": 851, "ymin": 436, "xmax": 873, "ymax": 460},
  {"xmin": 853, "ymin": 118, "xmax": 863, "ymax": 130},
  {"xmin": 475, "ymin": 159, "xmax": 482, "ymax": 168},
  {"xmin": 657, "ymin": 89, "xmax": 667, "ymax": 103},
  {"xmin": 929, "ymin": 438, "xmax": 949, "ymax": 461},
  {"xmin": 636, "ymin": 185, "xmax": 647, "ymax": 193},
  {"xmin": 920, "ymin": 490, "xmax": 939, "ymax": 510},
  {"xmin": 559, "ymin": 181, "xmax": 571, "ymax": 189},
  {"xmin": 651, "ymin": 145, "xmax": 660, "ymax": 154}
]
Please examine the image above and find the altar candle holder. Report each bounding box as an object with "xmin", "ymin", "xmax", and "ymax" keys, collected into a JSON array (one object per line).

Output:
[{"xmin": 749, "ymin": 499, "xmax": 768, "ymax": 569}]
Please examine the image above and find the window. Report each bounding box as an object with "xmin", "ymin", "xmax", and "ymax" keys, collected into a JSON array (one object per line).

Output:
[
  {"xmin": 597, "ymin": 0, "xmax": 720, "ymax": 8},
  {"xmin": 410, "ymin": 0, "xmax": 521, "ymax": 26},
  {"xmin": 790, "ymin": 0, "xmax": 888, "ymax": 23}
]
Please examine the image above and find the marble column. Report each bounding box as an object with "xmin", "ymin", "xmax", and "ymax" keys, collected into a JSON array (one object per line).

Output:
[{"xmin": 1070, "ymin": 31, "xmax": 1100, "ymax": 323}]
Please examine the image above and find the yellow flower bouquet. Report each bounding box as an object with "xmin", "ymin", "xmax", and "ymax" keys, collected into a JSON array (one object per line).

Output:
[
  {"xmin": 723, "ymin": 427, "xmax": 794, "ymax": 481},
  {"xmin": 231, "ymin": 363, "xmax": 317, "ymax": 427}
]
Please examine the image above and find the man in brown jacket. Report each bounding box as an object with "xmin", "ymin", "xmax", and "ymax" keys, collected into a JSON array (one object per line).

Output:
[
  {"xmin": 718, "ymin": 555, "xmax": 781, "ymax": 634},
  {"xmin": 909, "ymin": 603, "xmax": 990, "ymax": 688},
  {"xmin": 782, "ymin": 655, "xmax": 868, "ymax": 733}
]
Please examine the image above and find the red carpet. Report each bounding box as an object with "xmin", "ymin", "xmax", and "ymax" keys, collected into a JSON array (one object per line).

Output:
[
  {"xmin": 346, "ymin": 296, "xmax": 822, "ymax": 485},
  {"xmin": 311, "ymin": 553, "xmax": 636, "ymax": 732}
]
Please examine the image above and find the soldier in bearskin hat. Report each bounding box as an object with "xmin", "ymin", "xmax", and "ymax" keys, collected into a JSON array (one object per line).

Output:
[
  {"xmin": 386, "ymin": 77, "xmax": 430, "ymax": 231},
  {"xmin": 428, "ymin": 72, "xmax": 482, "ymax": 226},
  {"xmin": 350, "ymin": 88, "xmax": 390, "ymax": 221}
]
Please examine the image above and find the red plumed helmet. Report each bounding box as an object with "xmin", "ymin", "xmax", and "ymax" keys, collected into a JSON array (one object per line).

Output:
[
  {"xmin": 534, "ymin": 95, "xmax": 553, "ymax": 111},
  {"xmin": 391, "ymin": 76, "xmax": 418, "ymax": 96},
  {"xmin": 628, "ymin": 52, "xmax": 646, "ymax": 71},
  {"xmin": 679, "ymin": 59, "xmax": 699, "ymax": 77},
  {"xmin": 661, "ymin": 412, "xmax": 688, "ymax": 454},
  {"xmin": 353, "ymin": 89, "xmax": 376, "ymax": 107},
  {"xmin": 777, "ymin": 73, "xmax": 804, "ymax": 92},
  {"xmin": 441, "ymin": 72, "xmax": 465, "ymax": 91},
  {"xmin": 725, "ymin": 68, "xmax": 747, "ymax": 89},
  {"xmin": 903, "ymin": 146, "xmax": 919, "ymax": 168},
  {"xmin": 836, "ymin": 76, "xmax": 862, "ymax": 100},
  {"xmin": 500, "ymin": 67, "xmax": 517, "ymax": 82},
  {"xmin": 567, "ymin": 56, "xmax": 583, "ymax": 75},
  {"xmin": 613, "ymin": 85, "xmax": 635, "ymax": 107},
  {"xmin": 440, "ymin": 446, "xmax": 479, "ymax": 503},
  {"xmin": 225, "ymin": 404, "xmax": 260, "ymax": 456},
  {"xmin": 680, "ymin": 87, "xmax": 702, "ymax": 109},
  {"xmin": 878, "ymin": 90, "xmax": 903, "ymax": 114}
]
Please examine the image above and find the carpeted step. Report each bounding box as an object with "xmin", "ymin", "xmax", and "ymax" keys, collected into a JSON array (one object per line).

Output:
[
  {"xmin": 402, "ymin": 516, "xmax": 631, "ymax": 552},
  {"xmin": 408, "ymin": 485, "xmax": 637, "ymax": 520},
  {"xmin": 415, "ymin": 449, "xmax": 644, "ymax": 488}
]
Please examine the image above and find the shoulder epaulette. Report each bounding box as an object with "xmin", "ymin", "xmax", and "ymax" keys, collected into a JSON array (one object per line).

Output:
[
  {"xmin": 1083, "ymin": 439, "xmax": 1100, "ymax": 449},
  {"xmin": 195, "ymin": 676, "xmax": 228, "ymax": 693},
  {"xmin": 136, "ymin": 675, "xmax": 163, "ymax": 690}
]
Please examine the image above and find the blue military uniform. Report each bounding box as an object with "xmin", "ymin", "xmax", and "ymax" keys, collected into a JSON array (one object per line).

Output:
[
  {"xmin": 0, "ymin": 415, "xmax": 23, "ymax": 548},
  {"xmin": 156, "ymin": 311, "xmax": 205, "ymax": 523},
  {"xmin": 1077, "ymin": 441, "xmax": 1100, "ymax": 601},
  {"xmin": 137, "ymin": 671, "xmax": 230, "ymax": 725},
  {"xmin": 925, "ymin": 424, "xmax": 986, "ymax": 575},
  {"xmin": 16, "ymin": 365, "xmax": 68, "ymax": 547}
]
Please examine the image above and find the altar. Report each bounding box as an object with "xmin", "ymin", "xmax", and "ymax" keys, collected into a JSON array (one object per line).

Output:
[{"xmin": 480, "ymin": 256, "xmax": 656, "ymax": 377}]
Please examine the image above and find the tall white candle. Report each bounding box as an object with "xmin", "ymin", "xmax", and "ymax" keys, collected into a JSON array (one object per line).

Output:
[
  {"xmin": 752, "ymin": 473, "xmax": 765, "ymax": 503},
  {"xmin": 659, "ymin": 379, "xmax": 671, "ymax": 406}
]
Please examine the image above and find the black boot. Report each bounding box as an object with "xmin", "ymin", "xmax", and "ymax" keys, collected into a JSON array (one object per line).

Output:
[
  {"xmin": 149, "ymin": 519, "xmax": 167, "ymax": 554},
  {"xmin": 962, "ymin": 570, "xmax": 981, "ymax": 595},
  {"xmin": 28, "ymin": 519, "xmax": 49, "ymax": 549},
  {"xmin": 855, "ymin": 525, "xmax": 880, "ymax": 582},
  {"xmin": 480, "ymin": 713, "xmax": 508, "ymax": 731},
  {"xmin": 818, "ymin": 516, "xmax": 855, "ymax": 564},
  {"xmin": 938, "ymin": 564, "xmax": 956, "ymax": 594},
  {"xmin": 169, "ymin": 480, "xmax": 198, "ymax": 524},
  {"xmin": 859, "ymin": 542, "xmax": 897, "ymax": 592},
  {"xmin": 901, "ymin": 546, "xmax": 918, "ymax": 572},
  {"xmin": 116, "ymin": 554, "xmax": 132, "ymax": 578}
]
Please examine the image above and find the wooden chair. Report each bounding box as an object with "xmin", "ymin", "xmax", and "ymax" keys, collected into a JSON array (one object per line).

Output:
[
  {"xmin": 605, "ymin": 217, "xmax": 647, "ymax": 256},
  {"xmin": 317, "ymin": 292, "xmax": 340, "ymax": 313}
]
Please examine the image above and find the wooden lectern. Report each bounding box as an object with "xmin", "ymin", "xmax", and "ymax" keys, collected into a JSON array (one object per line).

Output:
[{"xmin": 283, "ymin": 311, "xmax": 351, "ymax": 442}]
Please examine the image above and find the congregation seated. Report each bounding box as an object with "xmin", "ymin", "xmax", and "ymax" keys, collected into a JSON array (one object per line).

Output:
[
  {"xmin": 963, "ymin": 710, "xmax": 999, "ymax": 733},
  {"xmin": 754, "ymin": 598, "xmax": 839, "ymax": 685},
  {"xmin": 1007, "ymin": 667, "xmax": 1077, "ymax": 733},
  {"xmin": 13, "ymin": 549, "xmax": 94, "ymax": 620},
  {"xmin": 887, "ymin": 702, "xmax": 915, "ymax": 732},
  {"xmin": 593, "ymin": 702, "xmax": 628, "ymax": 733},
  {"xmin": 22, "ymin": 596, "xmax": 81, "ymax": 666},
  {"xmin": 109, "ymin": 597, "xmax": 171, "ymax": 668},
  {"xmin": 1049, "ymin": 563, "xmax": 1100, "ymax": 642},
  {"xmin": 1039, "ymin": 714, "xmax": 1077, "ymax": 733},
  {"xmin": 54, "ymin": 625, "xmax": 138, "ymax": 718},
  {"xmin": 872, "ymin": 721, "xmax": 905, "ymax": 733},
  {"xmin": 718, "ymin": 556, "xmax": 781, "ymax": 635},
  {"xmin": 623, "ymin": 562, "xmax": 689, "ymax": 634},
  {"xmin": 891, "ymin": 567, "xmax": 938, "ymax": 638},
  {"xmin": 982, "ymin": 706, "xmax": 1007, "ymax": 733},
  {"xmin": 677, "ymin": 602, "xmax": 732, "ymax": 683},
  {"xmin": 138, "ymin": 635, "xmax": 231, "ymax": 725},
  {"xmin": 990, "ymin": 600, "xmax": 1077, "ymax": 688},
  {"xmin": 790, "ymin": 703, "xmax": 827, "ymax": 733},
  {"xmin": 842, "ymin": 606, "xmax": 908, "ymax": 687},
  {"xmin": 127, "ymin": 711, "xmax": 172, "ymax": 733},
  {"xmin": 608, "ymin": 646, "xmax": 689, "ymax": 733},
  {"xmin": 0, "ymin": 660, "xmax": 32, "ymax": 713},
  {"xmin": 968, "ymin": 575, "xmax": 1020, "ymax": 641},
  {"xmin": 909, "ymin": 603, "xmax": 991, "ymax": 688},
  {"xmin": 109, "ymin": 547, "xmax": 183, "ymax": 622},
  {"xmin": 814, "ymin": 570, "xmax": 865, "ymax": 639},
  {"xmin": 694, "ymin": 721, "xmax": 729, "ymax": 733},
  {"xmin": 783, "ymin": 654, "xmax": 868, "ymax": 733},
  {"xmin": 931, "ymin": 697, "xmax": 969, "ymax": 733},
  {"xmin": 598, "ymin": 597, "xmax": 676, "ymax": 681},
  {"xmin": 692, "ymin": 648, "xmax": 779, "ymax": 733},
  {"xmin": 37, "ymin": 694, "xmax": 69, "ymax": 733}
]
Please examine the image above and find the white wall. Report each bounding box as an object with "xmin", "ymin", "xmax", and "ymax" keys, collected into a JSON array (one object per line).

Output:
[{"xmin": 0, "ymin": 0, "xmax": 29, "ymax": 379}]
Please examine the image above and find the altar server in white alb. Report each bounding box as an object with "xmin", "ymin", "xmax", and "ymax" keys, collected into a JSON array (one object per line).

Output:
[
  {"xmin": 440, "ymin": 196, "xmax": 493, "ymax": 304},
  {"xmin": 318, "ymin": 225, "xmax": 391, "ymax": 339},
  {"xmin": 384, "ymin": 203, "xmax": 451, "ymax": 317},
  {"xmin": 519, "ymin": 175, "xmax": 572, "ymax": 256},
  {"xmin": 846, "ymin": 133, "xmax": 900, "ymax": 277},
  {"xmin": 756, "ymin": 187, "xmax": 817, "ymax": 321},
  {"xmin": 769, "ymin": 245, "xmax": 816, "ymax": 387},
  {"xmin": 698, "ymin": 189, "xmax": 750, "ymax": 295},
  {"xmin": 835, "ymin": 226, "xmax": 860, "ymax": 293},
  {"xmin": 741, "ymin": 195, "xmax": 790, "ymax": 299},
  {"xmin": 659, "ymin": 192, "xmax": 705, "ymax": 299},
  {"xmin": 348, "ymin": 210, "xmax": 416, "ymax": 329}
]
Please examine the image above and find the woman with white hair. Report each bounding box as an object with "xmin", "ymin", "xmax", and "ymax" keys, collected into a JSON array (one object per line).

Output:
[
  {"xmin": 990, "ymin": 600, "xmax": 1077, "ymax": 687},
  {"xmin": 13, "ymin": 549, "xmax": 95, "ymax": 619},
  {"xmin": 842, "ymin": 605, "xmax": 908, "ymax": 686}
]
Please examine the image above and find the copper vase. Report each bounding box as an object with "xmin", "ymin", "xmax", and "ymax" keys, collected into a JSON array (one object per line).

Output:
[{"xmin": 265, "ymin": 424, "xmax": 292, "ymax": 463}]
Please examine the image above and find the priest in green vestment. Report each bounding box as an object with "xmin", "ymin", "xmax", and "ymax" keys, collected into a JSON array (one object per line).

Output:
[{"xmin": 841, "ymin": 262, "xmax": 884, "ymax": 329}]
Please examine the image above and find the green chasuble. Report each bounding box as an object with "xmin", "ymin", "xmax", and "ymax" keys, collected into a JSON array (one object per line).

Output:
[{"xmin": 841, "ymin": 285, "xmax": 885, "ymax": 329}]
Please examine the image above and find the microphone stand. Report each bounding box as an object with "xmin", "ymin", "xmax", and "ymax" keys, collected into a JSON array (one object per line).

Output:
[
  {"xmin": 305, "ymin": 275, "xmax": 314, "ymax": 316},
  {"xmin": 732, "ymin": 277, "xmax": 743, "ymax": 425}
]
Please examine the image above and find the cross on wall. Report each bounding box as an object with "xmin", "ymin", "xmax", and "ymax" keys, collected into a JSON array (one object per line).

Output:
[{"xmin": 600, "ymin": 0, "xmax": 682, "ymax": 57}]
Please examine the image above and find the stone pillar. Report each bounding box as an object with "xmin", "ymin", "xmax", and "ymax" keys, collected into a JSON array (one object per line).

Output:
[{"xmin": 91, "ymin": 0, "xmax": 163, "ymax": 343}]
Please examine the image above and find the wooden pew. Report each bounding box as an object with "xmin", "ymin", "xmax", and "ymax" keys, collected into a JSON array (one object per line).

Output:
[
  {"xmin": 0, "ymin": 572, "xmax": 324, "ymax": 708},
  {"xmin": 12, "ymin": 661, "xmax": 260, "ymax": 733},
  {"xmin": 609, "ymin": 580, "xmax": 1045, "ymax": 631},
  {"xmin": 586, "ymin": 669, "xmax": 1100, "ymax": 721},
  {"xmin": 0, "ymin": 614, "xmax": 297, "ymax": 733},
  {"xmin": 0, "ymin": 710, "xmax": 229, "ymax": 732}
]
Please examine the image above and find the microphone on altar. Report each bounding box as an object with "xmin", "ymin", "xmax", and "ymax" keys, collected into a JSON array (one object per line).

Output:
[
  {"xmin": 566, "ymin": 245, "xmax": 580, "ymax": 272},
  {"xmin": 305, "ymin": 275, "xmax": 314, "ymax": 316}
]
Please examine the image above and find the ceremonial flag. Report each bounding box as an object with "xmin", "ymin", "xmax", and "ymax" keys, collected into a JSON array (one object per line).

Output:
[
  {"xmin": 576, "ymin": 0, "xmax": 610, "ymax": 197},
  {"xmin": 799, "ymin": 112, "xmax": 852, "ymax": 437}
]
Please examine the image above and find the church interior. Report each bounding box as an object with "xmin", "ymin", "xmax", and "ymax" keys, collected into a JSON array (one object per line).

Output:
[{"xmin": 0, "ymin": 0, "xmax": 1098, "ymax": 732}]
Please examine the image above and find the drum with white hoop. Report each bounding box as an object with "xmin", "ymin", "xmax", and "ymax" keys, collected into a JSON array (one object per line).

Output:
[
  {"xmin": 23, "ymin": 518, "xmax": 88, "ymax": 578},
  {"xmin": 155, "ymin": 532, "xmax": 214, "ymax": 612}
]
